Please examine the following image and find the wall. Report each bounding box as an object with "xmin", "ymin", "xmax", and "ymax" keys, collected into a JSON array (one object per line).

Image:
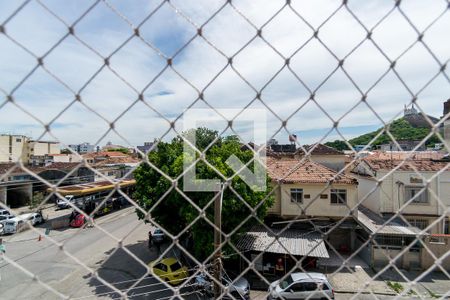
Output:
[
  {"xmin": 30, "ymin": 142, "xmax": 60, "ymax": 156},
  {"xmin": 310, "ymin": 155, "xmax": 346, "ymax": 172},
  {"xmin": 378, "ymin": 171, "xmax": 441, "ymax": 216},
  {"xmin": 0, "ymin": 135, "xmax": 28, "ymax": 163},
  {"xmin": 53, "ymin": 154, "xmax": 82, "ymax": 163},
  {"xmin": 0, "ymin": 186, "xmax": 6, "ymax": 204},
  {"xmin": 356, "ymin": 176, "xmax": 380, "ymax": 212},
  {"xmin": 421, "ymin": 236, "xmax": 450, "ymax": 270},
  {"xmin": 267, "ymin": 184, "xmax": 281, "ymax": 215},
  {"xmin": 278, "ymin": 183, "xmax": 358, "ymax": 218}
]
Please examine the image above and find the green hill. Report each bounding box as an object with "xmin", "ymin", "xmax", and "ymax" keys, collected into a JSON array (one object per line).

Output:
[{"xmin": 325, "ymin": 118, "xmax": 440, "ymax": 151}]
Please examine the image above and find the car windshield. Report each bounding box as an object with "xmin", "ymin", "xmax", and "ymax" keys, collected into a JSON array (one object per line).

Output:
[
  {"xmin": 154, "ymin": 229, "xmax": 163, "ymax": 234},
  {"xmin": 280, "ymin": 275, "xmax": 294, "ymax": 290},
  {"xmin": 170, "ymin": 262, "xmax": 183, "ymax": 271}
]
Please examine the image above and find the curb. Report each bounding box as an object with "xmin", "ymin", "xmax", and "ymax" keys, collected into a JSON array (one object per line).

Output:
[{"xmin": 334, "ymin": 290, "xmax": 397, "ymax": 296}]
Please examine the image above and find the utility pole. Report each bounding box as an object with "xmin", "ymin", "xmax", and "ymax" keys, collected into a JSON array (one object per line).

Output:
[{"xmin": 214, "ymin": 183, "xmax": 224, "ymax": 299}]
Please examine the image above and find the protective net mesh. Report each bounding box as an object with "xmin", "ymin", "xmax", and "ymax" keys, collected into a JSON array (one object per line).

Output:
[{"xmin": 0, "ymin": 0, "xmax": 449, "ymax": 299}]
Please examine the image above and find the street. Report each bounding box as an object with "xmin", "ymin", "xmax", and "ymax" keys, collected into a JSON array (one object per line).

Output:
[
  {"xmin": 0, "ymin": 208, "xmax": 444, "ymax": 300},
  {"xmin": 0, "ymin": 207, "xmax": 199, "ymax": 300}
]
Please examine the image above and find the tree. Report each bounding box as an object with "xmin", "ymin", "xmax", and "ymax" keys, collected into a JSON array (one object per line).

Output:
[
  {"xmin": 133, "ymin": 128, "xmax": 273, "ymax": 259},
  {"xmin": 324, "ymin": 140, "xmax": 350, "ymax": 151}
]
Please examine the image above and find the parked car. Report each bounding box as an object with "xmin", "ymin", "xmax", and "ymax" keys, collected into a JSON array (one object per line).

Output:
[
  {"xmin": 3, "ymin": 213, "xmax": 43, "ymax": 234},
  {"xmin": 267, "ymin": 272, "xmax": 334, "ymax": 300},
  {"xmin": 194, "ymin": 271, "xmax": 250, "ymax": 299},
  {"xmin": 0, "ymin": 214, "xmax": 15, "ymax": 225},
  {"xmin": 148, "ymin": 257, "xmax": 189, "ymax": 285},
  {"xmin": 56, "ymin": 196, "xmax": 73, "ymax": 209},
  {"xmin": 0, "ymin": 223, "xmax": 3, "ymax": 235},
  {"xmin": 0, "ymin": 209, "xmax": 12, "ymax": 216},
  {"xmin": 152, "ymin": 228, "xmax": 165, "ymax": 243},
  {"xmin": 70, "ymin": 213, "xmax": 85, "ymax": 228}
]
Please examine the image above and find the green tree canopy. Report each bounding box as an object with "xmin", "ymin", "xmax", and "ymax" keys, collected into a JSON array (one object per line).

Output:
[
  {"xmin": 133, "ymin": 128, "xmax": 273, "ymax": 259},
  {"xmin": 325, "ymin": 118, "xmax": 440, "ymax": 150}
]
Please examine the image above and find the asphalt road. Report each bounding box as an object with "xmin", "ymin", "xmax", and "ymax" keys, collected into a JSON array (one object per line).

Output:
[{"xmin": 0, "ymin": 207, "xmax": 190, "ymax": 300}]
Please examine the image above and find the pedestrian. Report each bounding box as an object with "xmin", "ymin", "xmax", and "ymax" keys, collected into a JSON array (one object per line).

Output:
[
  {"xmin": 275, "ymin": 257, "xmax": 285, "ymax": 276},
  {"xmin": 148, "ymin": 230, "xmax": 153, "ymax": 249},
  {"xmin": 0, "ymin": 239, "xmax": 5, "ymax": 254}
]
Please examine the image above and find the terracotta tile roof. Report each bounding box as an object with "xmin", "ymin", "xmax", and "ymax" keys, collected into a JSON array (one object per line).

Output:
[
  {"xmin": 82, "ymin": 151, "xmax": 129, "ymax": 158},
  {"xmin": 266, "ymin": 157, "xmax": 357, "ymax": 185},
  {"xmin": 363, "ymin": 158, "xmax": 449, "ymax": 172},
  {"xmin": 0, "ymin": 163, "xmax": 19, "ymax": 175},
  {"xmin": 298, "ymin": 143, "xmax": 345, "ymax": 156},
  {"xmin": 93, "ymin": 157, "xmax": 140, "ymax": 166},
  {"xmin": 366, "ymin": 151, "xmax": 445, "ymax": 161}
]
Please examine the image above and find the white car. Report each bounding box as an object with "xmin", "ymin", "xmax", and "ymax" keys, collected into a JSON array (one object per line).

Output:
[
  {"xmin": 267, "ymin": 272, "xmax": 334, "ymax": 300},
  {"xmin": 0, "ymin": 209, "xmax": 12, "ymax": 216},
  {"xmin": 3, "ymin": 213, "xmax": 43, "ymax": 234}
]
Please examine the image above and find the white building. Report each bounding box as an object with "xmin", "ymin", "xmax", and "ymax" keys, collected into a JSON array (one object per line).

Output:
[{"xmin": 68, "ymin": 142, "xmax": 95, "ymax": 154}]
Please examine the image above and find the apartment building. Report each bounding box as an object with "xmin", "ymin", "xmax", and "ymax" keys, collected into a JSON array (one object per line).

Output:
[
  {"xmin": 0, "ymin": 134, "xmax": 29, "ymax": 162},
  {"xmin": 0, "ymin": 135, "xmax": 60, "ymax": 164},
  {"xmin": 68, "ymin": 142, "xmax": 95, "ymax": 154},
  {"xmin": 352, "ymin": 152, "xmax": 449, "ymax": 234}
]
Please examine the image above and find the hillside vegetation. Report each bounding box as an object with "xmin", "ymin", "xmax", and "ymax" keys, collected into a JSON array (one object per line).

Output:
[{"xmin": 325, "ymin": 118, "xmax": 440, "ymax": 151}]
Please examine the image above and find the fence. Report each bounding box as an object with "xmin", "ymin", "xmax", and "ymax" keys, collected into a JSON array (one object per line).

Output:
[{"xmin": 0, "ymin": 0, "xmax": 449, "ymax": 299}]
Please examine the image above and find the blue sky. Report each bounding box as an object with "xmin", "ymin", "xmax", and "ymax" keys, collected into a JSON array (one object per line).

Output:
[{"xmin": 0, "ymin": 0, "xmax": 448, "ymax": 150}]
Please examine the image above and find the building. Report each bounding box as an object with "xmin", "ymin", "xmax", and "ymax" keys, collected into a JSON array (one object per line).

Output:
[
  {"xmin": 266, "ymin": 157, "xmax": 359, "ymax": 249},
  {"xmin": 379, "ymin": 140, "xmax": 426, "ymax": 151},
  {"xmin": 68, "ymin": 142, "xmax": 95, "ymax": 154},
  {"xmin": 0, "ymin": 135, "xmax": 29, "ymax": 162},
  {"xmin": 82, "ymin": 151, "xmax": 139, "ymax": 181},
  {"xmin": 102, "ymin": 141, "xmax": 127, "ymax": 152},
  {"xmin": 137, "ymin": 141, "xmax": 156, "ymax": 154},
  {"xmin": 29, "ymin": 153, "xmax": 82, "ymax": 167},
  {"xmin": 0, "ymin": 162, "xmax": 94, "ymax": 207},
  {"xmin": 296, "ymin": 143, "xmax": 347, "ymax": 172},
  {"xmin": 352, "ymin": 153, "xmax": 449, "ymax": 234},
  {"xmin": 443, "ymin": 99, "xmax": 450, "ymax": 145},
  {"xmin": 0, "ymin": 135, "xmax": 60, "ymax": 164}
]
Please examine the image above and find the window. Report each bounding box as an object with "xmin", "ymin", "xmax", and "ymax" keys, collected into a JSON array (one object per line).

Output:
[
  {"xmin": 405, "ymin": 186, "xmax": 428, "ymax": 204},
  {"xmin": 290, "ymin": 189, "xmax": 303, "ymax": 203},
  {"xmin": 155, "ymin": 263, "xmax": 167, "ymax": 272},
  {"xmin": 303, "ymin": 282, "xmax": 318, "ymax": 291},
  {"xmin": 290, "ymin": 283, "xmax": 305, "ymax": 292},
  {"xmin": 320, "ymin": 194, "xmax": 328, "ymax": 199},
  {"xmin": 330, "ymin": 189, "xmax": 346, "ymax": 204},
  {"xmin": 408, "ymin": 219, "xmax": 429, "ymax": 231},
  {"xmin": 16, "ymin": 138, "xmax": 21, "ymax": 142}
]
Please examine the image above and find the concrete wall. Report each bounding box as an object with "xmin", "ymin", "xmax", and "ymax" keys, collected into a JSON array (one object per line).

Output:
[
  {"xmin": 356, "ymin": 176, "xmax": 380, "ymax": 212},
  {"xmin": 310, "ymin": 155, "xmax": 346, "ymax": 172},
  {"xmin": 30, "ymin": 142, "xmax": 60, "ymax": 156},
  {"xmin": 421, "ymin": 236, "xmax": 450, "ymax": 271},
  {"xmin": 53, "ymin": 154, "xmax": 82, "ymax": 163},
  {"xmin": 277, "ymin": 183, "xmax": 358, "ymax": 218},
  {"xmin": 0, "ymin": 186, "xmax": 6, "ymax": 204},
  {"xmin": 0, "ymin": 135, "xmax": 28, "ymax": 162},
  {"xmin": 267, "ymin": 185, "xmax": 281, "ymax": 215},
  {"xmin": 377, "ymin": 171, "xmax": 441, "ymax": 216}
]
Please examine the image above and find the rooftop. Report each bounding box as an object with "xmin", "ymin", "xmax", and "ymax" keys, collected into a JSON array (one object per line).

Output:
[
  {"xmin": 362, "ymin": 158, "xmax": 449, "ymax": 172},
  {"xmin": 236, "ymin": 225, "xmax": 329, "ymax": 258},
  {"xmin": 298, "ymin": 143, "xmax": 345, "ymax": 156},
  {"xmin": 357, "ymin": 206, "xmax": 423, "ymax": 236},
  {"xmin": 266, "ymin": 157, "xmax": 357, "ymax": 185}
]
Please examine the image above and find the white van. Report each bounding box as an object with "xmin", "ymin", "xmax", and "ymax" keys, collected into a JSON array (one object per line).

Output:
[{"xmin": 3, "ymin": 213, "xmax": 43, "ymax": 234}]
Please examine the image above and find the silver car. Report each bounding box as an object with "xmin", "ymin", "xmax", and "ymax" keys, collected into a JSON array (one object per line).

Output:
[
  {"xmin": 268, "ymin": 272, "xmax": 334, "ymax": 300},
  {"xmin": 194, "ymin": 272, "xmax": 250, "ymax": 299}
]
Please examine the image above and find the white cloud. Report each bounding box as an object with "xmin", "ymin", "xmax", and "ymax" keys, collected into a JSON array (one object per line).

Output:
[{"xmin": 0, "ymin": 0, "xmax": 448, "ymax": 147}]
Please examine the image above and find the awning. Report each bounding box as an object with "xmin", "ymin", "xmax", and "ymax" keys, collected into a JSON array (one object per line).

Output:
[
  {"xmin": 357, "ymin": 206, "xmax": 423, "ymax": 236},
  {"xmin": 236, "ymin": 225, "xmax": 329, "ymax": 258}
]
